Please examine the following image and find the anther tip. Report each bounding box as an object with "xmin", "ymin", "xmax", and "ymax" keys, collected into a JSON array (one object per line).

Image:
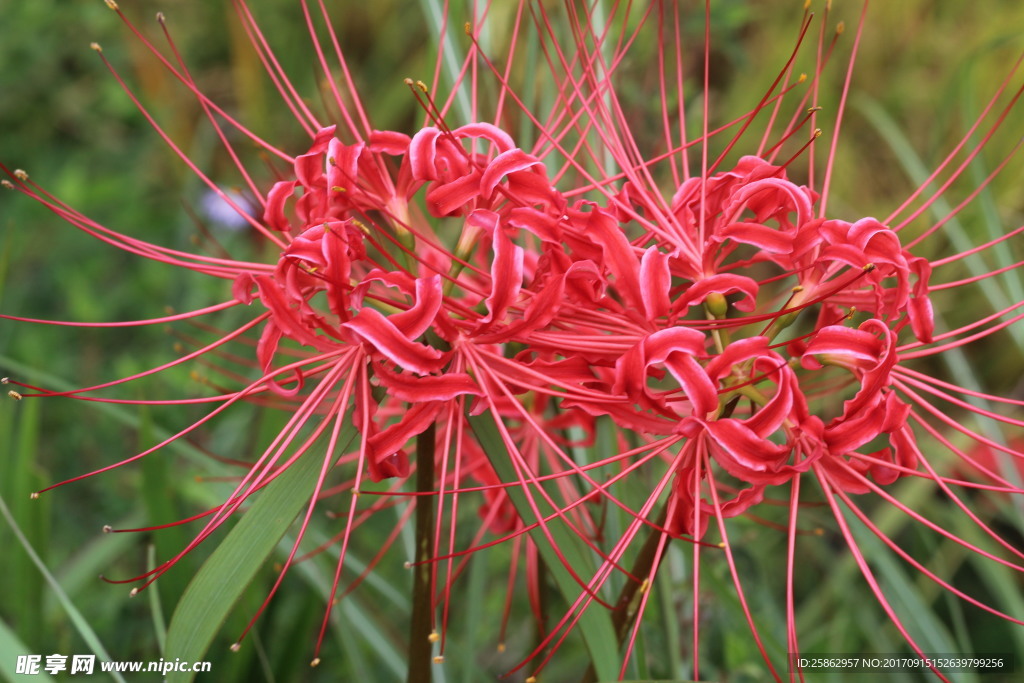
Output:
[
  {"xmin": 310, "ymin": 658, "xmax": 321, "ymax": 667},
  {"xmin": 102, "ymin": 525, "xmax": 113, "ymax": 533},
  {"xmin": 104, "ymin": 0, "xmax": 119, "ymax": 10},
  {"xmin": 13, "ymin": 169, "xmax": 28, "ymax": 181},
  {"xmin": 129, "ymin": 588, "xmax": 139, "ymax": 598},
  {"xmin": 433, "ymin": 656, "xmax": 445, "ymax": 664},
  {"xmin": 30, "ymin": 492, "xmax": 40, "ymax": 500},
  {"xmin": 90, "ymin": 42, "xmax": 103, "ymax": 53},
  {"xmin": 8, "ymin": 390, "xmax": 22, "ymax": 400},
  {"xmin": 229, "ymin": 643, "xmax": 241, "ymax": 653}
]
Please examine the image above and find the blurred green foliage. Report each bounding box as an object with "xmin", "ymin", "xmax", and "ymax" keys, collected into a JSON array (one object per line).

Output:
[{"xmin": 1, "ymin": 1, "xmax": 1022, "ymax": 682}]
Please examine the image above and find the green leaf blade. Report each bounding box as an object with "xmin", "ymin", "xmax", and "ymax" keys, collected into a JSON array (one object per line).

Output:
[
  {"xmin": 164, "ymin": 427, "xmax": 351, "ymax": 683},
  {"xmin": 468, "ymin": 413, "xmax": 620, "ymax": 682}
]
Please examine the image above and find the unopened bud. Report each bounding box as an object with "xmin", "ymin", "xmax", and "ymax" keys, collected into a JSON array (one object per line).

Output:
[{"xmin": 706, "ymin": 291, "xmax": 728, "ymax": 318}]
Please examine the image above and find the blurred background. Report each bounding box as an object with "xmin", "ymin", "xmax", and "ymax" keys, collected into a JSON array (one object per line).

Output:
[{"xmin": 2, "ymin": 1, "xmax": 1023, "ymax": 681}]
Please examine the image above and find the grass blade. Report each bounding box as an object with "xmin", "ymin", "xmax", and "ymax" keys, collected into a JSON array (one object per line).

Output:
[{"xmin": 0, "ymin": 493, "xmax": 126, "ymax": 683}]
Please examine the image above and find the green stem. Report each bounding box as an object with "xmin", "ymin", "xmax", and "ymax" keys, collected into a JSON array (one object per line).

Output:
[{"xmin": 407, "ymin": 422, "xmax": 436, "ymax": 683}]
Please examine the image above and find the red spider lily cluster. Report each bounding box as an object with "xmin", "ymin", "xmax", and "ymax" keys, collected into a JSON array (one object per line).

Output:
[{"xmin": 3, "ymin": 1, "xmax": 1023, "ymax": 681}]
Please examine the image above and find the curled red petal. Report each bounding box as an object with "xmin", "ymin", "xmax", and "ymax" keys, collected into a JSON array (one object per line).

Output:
[
  {"xmin": 706, "ymin": 419, "xmax": 790, "ymax": 482},
  {"xmin": 367, "ymin": 130, "xmax": 411, "ymax": 155},
  {"xmin": 374, "ymin": 364, "xmax": 480, "ymax": 402},
  {"xmin": 408, "ymin": 127, "xmax": 443, "ymax": 182},
  {"xmin": 294, "ymin": 125, "xmax": 337, "ymax": 188},
  {"xmin": 389, "ymin": 275, "xmax": 443, "ymax": 339},
  {"xmin": 479, "ymin": 148, "xmax": 543, "ymax": 198},
  {"xmin": 481, "ymin": 224, "xmax": 524, "ymax": 327},
  {"xmin": 264, "ymin": 180, "xmax": 299, "ymax": 231},
  {"xmin": 344, "ymin": 307, "xmax": 445, "ymax": 374},
  {"xmin": 640, "ymin": 247, "xmax": 671, "ymax": 319}
]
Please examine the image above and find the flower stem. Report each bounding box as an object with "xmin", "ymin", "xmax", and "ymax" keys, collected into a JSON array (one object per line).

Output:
[{"xmin": 407, "ymin": 422, "xmax": 436, "ymax": 683}]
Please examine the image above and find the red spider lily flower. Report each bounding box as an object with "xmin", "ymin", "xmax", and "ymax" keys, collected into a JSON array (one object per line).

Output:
[{"xmin": 3, "ymin": 1, "xmax": 1024, "ymax": 681}]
